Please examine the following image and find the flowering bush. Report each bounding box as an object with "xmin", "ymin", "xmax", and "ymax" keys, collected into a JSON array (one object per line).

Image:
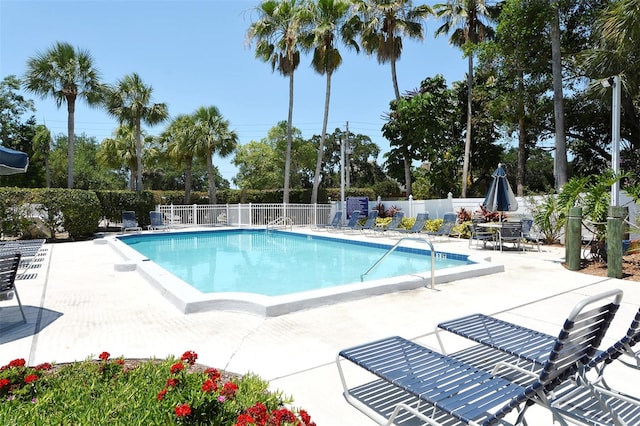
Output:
[{"xmin": 0, "ymin": 351, "xmax": 315, "ymax": 426}]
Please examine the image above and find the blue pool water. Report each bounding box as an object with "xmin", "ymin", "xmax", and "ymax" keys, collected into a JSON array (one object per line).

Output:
[{"xmin": 118, "ymin": 230, "xmax": 473, "ymax": 297}]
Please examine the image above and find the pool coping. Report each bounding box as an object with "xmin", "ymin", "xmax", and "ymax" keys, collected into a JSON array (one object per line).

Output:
[{"xmin": 104, "ymin": 228, "xmax": 505, "ymax": 317}]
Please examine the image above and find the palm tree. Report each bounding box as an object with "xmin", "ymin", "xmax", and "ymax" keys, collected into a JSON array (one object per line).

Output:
[
  {"xmin": 303, "ymin": 0, "xmax": 360, "ymax": 204},
  {"xmin": 434, "ymin": 0, "xmax": 496, "ymax": 197},
  {"xmin": 105, "ymin": 73, "xmax": 168, "ymax": 192},
  {"xmin": 354, "ymin": 0, "xmax": 432, "ymax": 196},
  {"xmin": 23, "ymin": 41, "xmax": 104, "ymax": 188},
  {"xmin": 98, "ymin": 125, "xmax": 138, "ymax": 190},
  {"xmin": 248, "ymin": 0, "xmax": 312, "ymax": 203},
  {"xmin": 192, "ymin": 106, "xmax": 238, "ymax": 204},
  {"xmin": 164, "ymin": 115, "xmax": 198, "ymax": 203},
  {"xmin": 355, "ymin": 0, "xmax": 432, "ymax": 100}
]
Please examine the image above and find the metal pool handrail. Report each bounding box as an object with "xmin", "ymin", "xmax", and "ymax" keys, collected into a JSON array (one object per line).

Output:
[
  {"xmin": 360, "ymin": 237, "xmax": 436, "ymax": 290},
  {"xmin": 266, "ymin": 216, "xmax": 293, "ymax": 231}
]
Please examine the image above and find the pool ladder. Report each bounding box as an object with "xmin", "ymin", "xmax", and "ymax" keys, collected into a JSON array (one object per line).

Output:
[
  {"xmin": 266, "ymin": 216, "xmax": 293, "ymax": 231},
  {"xmin": 360, "ymin": 237, "xmax": 436, "ymax": 290}
]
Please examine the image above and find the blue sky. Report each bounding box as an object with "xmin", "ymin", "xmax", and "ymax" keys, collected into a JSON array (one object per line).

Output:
[{"xmin": 1, "ymin": 0, "xmax": 468, "ymax": 184}]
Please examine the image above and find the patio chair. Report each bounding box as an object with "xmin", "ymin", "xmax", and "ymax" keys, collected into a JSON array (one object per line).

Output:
[
  {"xmin": 369, "ymin": 211, "xmax": 404, "ymax": 235},
  {"xmin": 122, "ymin": 211, "xmax": 142, "ymax": 232},
  {"xmin": 468, "ymin": 217, "xmax": 495, "ymax": 249},
  {"xmin": 396, "ymin": 212, "xmax": 429, "ymax": 235},
  {"xmin": 436, "ymin": 302, "xmax": 640, "ymax": 425},
  {"xmin": 346, "ymin": 210, "xmax": 378, "ymax": 233},
  {"xmin": 333, "ymin": 210, "xmax": 361, "ymax": 232},
  {"xmin": 337, "ymin": 289, "xmax": 622, "ymax": 426},
  {"xmin": 148, "ymin": 211, "xmax": 169, "ymax": 230},
  {"xmin": 424, "ymin": 212, "xmax": 456, "ymax": 241},
  {"xmin": 0, "ymin": 253, "xmax": 25, "ymax": 329},
  {"xmin": 498, "ymin": 221, "xmax": 524, "ymax": 252},
  {"xmin": 315, "ymin": 211, "xmax": 342, "ymax": 230},
  {"xmin": 521, "ymin": 218, "xmax": 541, "ymax": 252}
]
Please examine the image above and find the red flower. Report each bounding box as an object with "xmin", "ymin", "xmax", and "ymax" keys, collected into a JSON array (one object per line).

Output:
[
  {"xmin": 174, "ymin": 403, "xmax": 192, "ymax": 417},
  {"xmin": 98, "ymin": 352, "xmax": 110, "ymax": 361},
  {"xmin": 165, "ymin": 378, "xmax": 179, "ymax": 388},
  {"xmin": 157, "ymin": 389, "xmax": 168, "ymax": 401},
  {"xmin": 170, "ymin": 362, "xmax": 184, "ymax": 374},
  {"xmin": 180, "ymin": 351, "xmax": 198, "ymax": 366},
  {"xmin": 8, "ymin": 359, "xmax": 25, "ymax": 368},
  {"xmin": 35, "ymin": 363, "xmax": 52, "ymax": 371},
  {"xmin": 24, "ymin": 374, "xmax": 38, "ymax": 384},
  {"xmin": 270, "ymin": 408, "xmax": 297, "ymax": 425},
  {"xmin": 115, "ymin": 359, "xmax": 125, "ymax": 365},
  {"xmin": 234, "ymin": 413, "xmax": 256, "ymax": 426},
  {"xmin": 0, "ymin": 379, "xmax": 10, "ymax": 388},
  {"xmin": 299, "ymin": 410, "xmax": 316, "ymax": 426},
  {"xmin": 201, "ymin": 378, "xmax": 218, "ymax": 393},
  {"xmin": 205, "ymin": 368, "xmax": 221, "ymax": 381},
  {"xmin": 222, "ymin": 382, "xmax": 238, "ymax": 399},
  {"xmin": 246, "ymin": 402, "xmax": 268, "ymax": 423}
]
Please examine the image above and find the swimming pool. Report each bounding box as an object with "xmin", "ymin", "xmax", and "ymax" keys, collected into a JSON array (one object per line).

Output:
[
  {"xmin": 118, "ymin": 230, "xmax": 471, "ymax": 296},
  {"xmin": 109, "ymin": 228, "xmax": 504, "ymax": 316}
]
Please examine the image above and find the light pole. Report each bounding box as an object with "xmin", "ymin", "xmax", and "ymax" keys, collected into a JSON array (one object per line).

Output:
[
  {"xmin": 602, "ymin": 75, "xmax": 621, "ymax": 206},
  {"xmin": 339, "ymin": 133, "xmax": 345, "ymax": 224}
]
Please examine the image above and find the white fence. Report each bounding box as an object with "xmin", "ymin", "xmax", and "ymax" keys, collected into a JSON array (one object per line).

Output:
[
  {"xmin": 156, "ymin": 193, "xmax": 640, "ymax": 240},
  {"xmin": 158, "ymin": 203, "xmax": 333, "ymax": 227}
]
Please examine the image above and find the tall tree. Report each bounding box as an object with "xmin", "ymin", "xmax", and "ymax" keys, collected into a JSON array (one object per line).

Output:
[
  {"xmin": 23, "ymin": 42, "xmax": 104, "ymax": 188},
  {"xmin": 192, "ymin": 106, "xmax": 238, "ymax": 204},
  {"xmin": 97, "ymin": 125, "xmax": 138, "ymax": 190},
  {"xmin": 434, "ymin": 0, "xmax": 497, "ymax": 197},
  {"xmin": 354, "ymin": 0, "xmax": 432, "ymax": 196},
  {"xmin": 248, "ymin": 0, "xmax": 312, "ymax": 203},
  {"xmin": 164, "ymin": 115, "xmax": 198, "ymax": 203},
  {"xmin": 105, "ymin": 72, "xmax": 168, "ymax": 192},
  {"xmin": 303, "ymin": 0, "xmax": 359, "ymax": 204}
]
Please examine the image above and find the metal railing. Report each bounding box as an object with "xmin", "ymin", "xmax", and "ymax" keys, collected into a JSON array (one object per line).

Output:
[
  {"xmin": 157, "ymin": 203, "xmax": 333, "ymax": 227},
  {"xmin": 266, "ymin": 216, "xmax": 293, "ymax": 231},
  {"xmin": 360, "ymin": 237, "xmax": 436, "ymax": 290}
]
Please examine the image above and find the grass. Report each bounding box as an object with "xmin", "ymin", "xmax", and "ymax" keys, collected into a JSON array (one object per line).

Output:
[{"xmin": 0, "ymin": 351, "xmax": 315, "ymax": 425}]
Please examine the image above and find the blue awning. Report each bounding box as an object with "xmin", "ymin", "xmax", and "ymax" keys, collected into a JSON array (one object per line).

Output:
[{"xmin": 0, "ymin": 146, "xmax": 29, "ymax": 175}]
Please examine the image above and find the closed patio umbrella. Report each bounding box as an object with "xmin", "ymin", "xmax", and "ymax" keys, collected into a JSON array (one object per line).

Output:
[
  {"xmin": 483, "ymin": 163, "xmax": 518, "ymax": 214},
  {"xmin": 0, "ymin": 146, "xmax": 29, "ymax": 175}
]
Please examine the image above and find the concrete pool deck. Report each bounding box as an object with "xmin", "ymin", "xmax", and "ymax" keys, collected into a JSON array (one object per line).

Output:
[{"xmin": 1, "ymin": 229, "xmax": 640, "ymax": 425}]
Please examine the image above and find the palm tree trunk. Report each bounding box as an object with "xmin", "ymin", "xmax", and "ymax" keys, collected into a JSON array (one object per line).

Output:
[
  {"xmin": 283, "ymin": 72, "xmax": 294, "ymax": 204},
  {"xmin": 391, "ymin": 58, "xmax": 412, "ymax": 197},
  {"xmin": 135, "ymin": 120, "xmax": 143, "ymax": 192},
  {"xmin": 67, "ymin": 97, "xmax": 75, "ymax": 189},
  {"xmin": 551, "ymin": 5, "xmax": 567, "ymax": 190},
  {"xmin": 461, "ymin": 54, "xmax": 473, "ymax": 197},
  {"xmin": 517, "ymin": 69, "xmax": 526, "ymax": 197},
  {"xmin": 184, "ymin": 159, "xmax": 193, "ymax": 204},
  {"xmin": 207, "ymin": 151, "xmax": 217, "ymax": 204},
  {"xmin": 391, "ymin": 58, "xmax": 401, "ymax": 101},
  {"xmin": 312, "ymin": 71, "xmax": 332, "ymax": 204}
]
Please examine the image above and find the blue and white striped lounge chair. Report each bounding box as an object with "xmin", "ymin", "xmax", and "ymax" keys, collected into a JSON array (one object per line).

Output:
[
  {"xmin": 148, "ymin": 211, "xmax": 169, "ymax": 230},
  {"xmin": 435, "ymin": 295, "xmax": 640, "ymax": 425},
  {"xmin": 122, "ymin": 211, "xmax": 142, "ymax": 232},
  {"xmin": 333, "ymin": 210, "xmax": 361, "ymax": 232},
  {"xmin": 424, "ymin": 212, "xmax": 456, "ymax": 241},
  {"xmin": 347, "ymin": 210, "xmax": 378, "ymax": 233},
  {"xmin": 337, "ymin": 289, "xmax": 622, "ymax": 426},
  {"xmin": 369, "ymin": 211, "xmax": 404, "ymax": 235},
  {"xmin": 0, "ymin": 253, "xmax": 25, "ymax": 330},
  {"xmin": 315, "ymin": 211, "xmax": 342, "ymax": 231},
  {"xmin": 396, "ymin": 212, "xmax": 429, "ymax": 235}
]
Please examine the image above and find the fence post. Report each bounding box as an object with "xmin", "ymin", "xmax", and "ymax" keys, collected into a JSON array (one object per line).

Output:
[
  {"xmin": 608, "ymin": 206, "xmax": 628, "ymax": 279},
  {"xmin": 566, "ymin": 207, "xmax": 582, "ymax": 271}
]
